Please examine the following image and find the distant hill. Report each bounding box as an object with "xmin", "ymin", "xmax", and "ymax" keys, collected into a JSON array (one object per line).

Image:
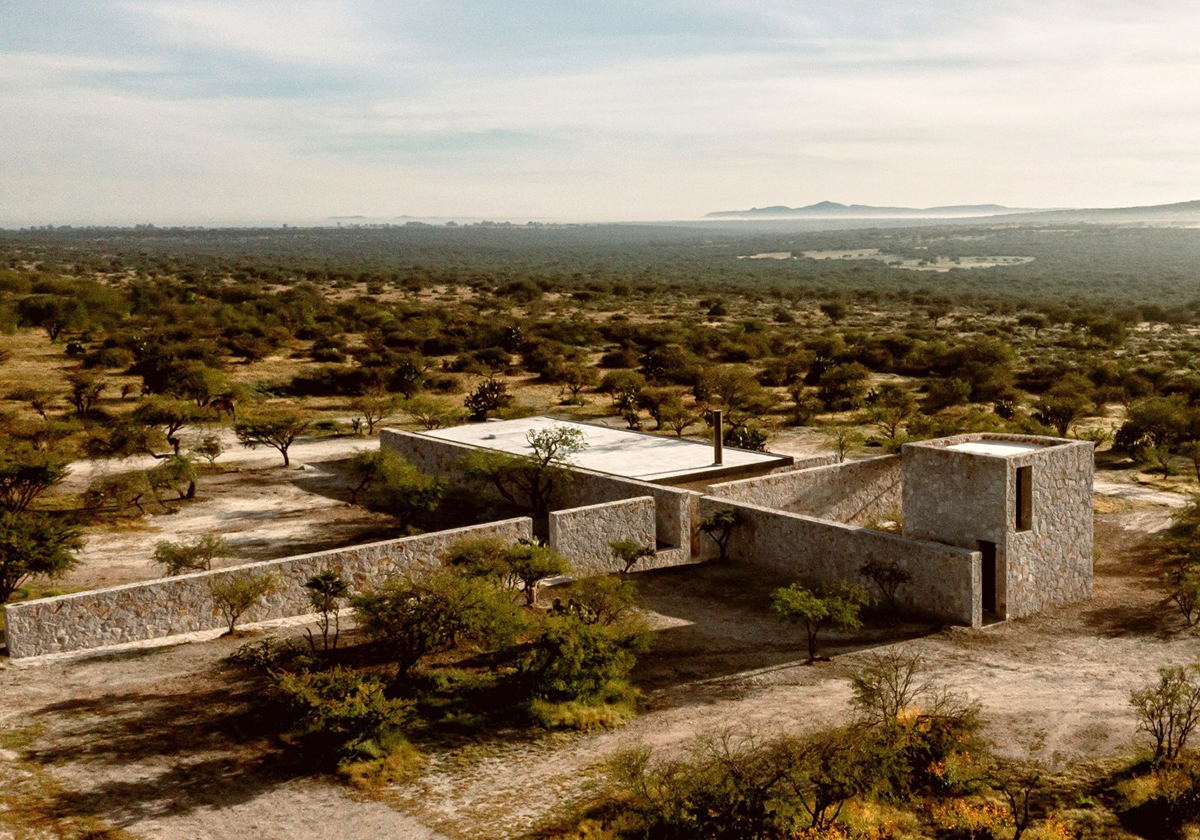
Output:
[
  {"xmin": 705, "ymin": 201, "xmax": 1036, "ymax": 219},
  {"xmin": 995, "ymin": 200, "xmax": 1200, "ymax": 223},
  {"xmin": 705, "ymin": 199, "xmax": 1200, "ymax": 223}
]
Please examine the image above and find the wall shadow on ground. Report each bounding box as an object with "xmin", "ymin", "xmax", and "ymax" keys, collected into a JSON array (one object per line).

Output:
[
  {"xmin": 20, "ymin": 665, "xmax": 299, "ymax": 829},
  {"xmin": 624, "ymin": 562, "xmax": 943, "ymax": 708},
  {"xmin": 1078, "ymin": 516, "xmax": 1176, "ymax": 639}
]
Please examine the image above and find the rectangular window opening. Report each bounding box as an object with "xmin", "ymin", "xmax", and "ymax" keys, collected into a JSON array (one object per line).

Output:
[
  {"xmin": 979, "ymin": 540, "xmax": 997, "ymax": 614},
  {"xmin": 1016, "ymin": 466, "xmax": 1033, "ymax": 532}
]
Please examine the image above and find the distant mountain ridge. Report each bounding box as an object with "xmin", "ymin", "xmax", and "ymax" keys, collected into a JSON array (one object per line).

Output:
[
  {"xmin": 706, "ymin": 201, "xmax": 1035, "ymax": 219},
  {"xmin": 705, "ymin": 199, "xmax": 1200, "ymax": 221}
]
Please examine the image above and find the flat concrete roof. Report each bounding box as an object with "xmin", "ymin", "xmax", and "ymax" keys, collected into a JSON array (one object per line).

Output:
[
  {"xmin": 421, "ymin": 416, "xmax": 789, "ymax": 482},
  {"xmin": 947, "ymin": 440, "xmax": 1047, "ymax": 457}
]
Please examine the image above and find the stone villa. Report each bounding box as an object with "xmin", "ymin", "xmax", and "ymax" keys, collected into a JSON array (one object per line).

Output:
[{"xmin": 4, "ymin": 419, "xmax": 1093, "ymax": 658}]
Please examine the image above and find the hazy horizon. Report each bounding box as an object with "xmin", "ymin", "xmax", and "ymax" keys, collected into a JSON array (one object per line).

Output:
[{"xmin": 4, "ymin": 1, "xmax": 1200, "ymax": 227}]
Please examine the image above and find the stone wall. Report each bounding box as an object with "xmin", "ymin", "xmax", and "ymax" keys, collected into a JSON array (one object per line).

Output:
[
  {"xmin": 3, "ymin": 518, "xmax": 533, "ymax": 660},
  {"xmin": 707, "ymin": 455, "xmax": 901, "ymax": 525},
  {"xmin": 1003, "ymin": 441, "xmax": 1093, "ymax": 617},
  {"xmin": 553, "ymin": 470, "xmax": 695, "ymax": 554},
  {"xmin": 903, "ymin": 445, "xmax": 1010, "ymax": 547},
  {"xmin": 902, "ymin": 435, "xmax": 1093, "ymax": 620},
  {"xmin": 380, "ymin": 427, "xmax": 480, "ymax": 480},
  {"xmin": 698, "ymin": 496, "xmax": 981, "ymax": 626},
  {"xmin": 380, "ymin": 427, "xmax": 697, "ymax": 555},
  {"xmin": 548, "ymin": 497, "xmax": 661, "ymax": 574}
]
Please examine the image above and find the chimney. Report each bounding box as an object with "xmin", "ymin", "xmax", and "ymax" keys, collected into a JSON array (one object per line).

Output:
[{"xmin": 713, "ymin": 409, "xmax": 723, "ymax": 465}]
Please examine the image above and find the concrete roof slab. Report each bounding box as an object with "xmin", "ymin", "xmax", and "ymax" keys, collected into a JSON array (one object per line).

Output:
[
  {"xmin": 946, "ymin": 440, "xmax": 1048, "ymax": 457},
  {"xmin": 421, "ymin": 417, "xmax": 788, "ymax": 482}
]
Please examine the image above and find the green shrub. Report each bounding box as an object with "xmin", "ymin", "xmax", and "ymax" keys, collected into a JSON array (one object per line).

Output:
[
  {"xmin": 523, "ymin": 611, "xmax": 649, "ymax": 703},
  {"xmin": 699, "ymin": 507, "xmax": 742, "ymax": 563},
  {"xmin": 872, "ymin": 700, "xmax": 984, "ymax": 798},
  {"xmin": 353, "ymin": 569, "xmax": 526, "ymax": 682},
  {"xmin": 225, "ymin": 635, "xmax": 310, "ymax": 673},
  {"xmin": 272, "ymin": 667, "xmax": 415, "ymax": 767},
  {"xmin": 153, "ymin": 533, "xmax": 229, "ymax": 576},
  {"xmin": 443, "ymin": 536, "xmax": 570, "ymax": 605},
  {"xmin": 606, "ymin": 728, "xmax": 878, "ymax": 836},
  {"xmin": 609, "ymin": 539, "xmax": 654, "ymax": 575},
  {"xmin": 850, "ymin": 651, "xmax": 985, "ymax": 799},
  {"xmin": 1131, "ymin": 665, "xmax": 1200, "ymax": 764},
  {"xmin": 555, "ymin": 575, "xmax": 640, "ymax": 627},
  {"xmin": 1114, "ymin": 758, "xmax": 1200, "ymax": 838},
  {"xmin": 208, "ymin": 570, "xmax": 280, "ymax": 634},
  {"xmin": 340, "ymin": 737, "xmax": 426, "ymax": 790}
]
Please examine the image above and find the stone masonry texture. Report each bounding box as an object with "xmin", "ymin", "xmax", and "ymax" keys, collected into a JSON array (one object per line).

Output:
[
  {"xmin": 698, "ymin": 496, "xmax": 982, "ymax": 626},
  {"xmin": 548, "ymin": 497, "xmax": 658, "ymax": 575},
  {"xmin": 902, "ymin": 435, "xmax": 1093, "ymax": 619},
  {"xmin": 4, "ymin": 518, "xmax": 532, "ymax": 659},
  {"xmin": 707, "ymin": 455, "xmax": 899, "ymax": 525}
]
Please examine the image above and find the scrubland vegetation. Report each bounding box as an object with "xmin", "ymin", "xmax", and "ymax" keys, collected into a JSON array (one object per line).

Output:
[{"xmin": 7, "ymin": 222, "xmax": 1200, "ymax": 836}]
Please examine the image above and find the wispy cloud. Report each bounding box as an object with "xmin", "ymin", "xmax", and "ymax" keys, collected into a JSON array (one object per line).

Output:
[
  {"xmin": 115, "ymin": 0, "xmax": 394, "ymax": 66},
  {"xmin": 2, "ymin": 0, "xmax": 1200, "ymax": 223}
]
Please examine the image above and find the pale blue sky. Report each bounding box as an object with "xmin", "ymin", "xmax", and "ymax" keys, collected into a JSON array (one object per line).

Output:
[{"xmin": 2, "ymin": 1, "xmax": 1199, "ymax": 225}]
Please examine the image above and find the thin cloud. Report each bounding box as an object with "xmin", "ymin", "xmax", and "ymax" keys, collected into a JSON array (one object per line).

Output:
[{"xmin": 1, "ymin": 0, "xmax": 1199, "ymax": 223}]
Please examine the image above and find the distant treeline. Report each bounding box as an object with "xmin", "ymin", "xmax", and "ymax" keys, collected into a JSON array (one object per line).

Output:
[{"xmin": 2, "ymin": 222, "xmax": 1200, "ymax": 307}]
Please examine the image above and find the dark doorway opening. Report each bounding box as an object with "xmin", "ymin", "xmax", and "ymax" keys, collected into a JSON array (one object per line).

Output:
[{"xmin": 979, "ymin": 540, "xmax": 997, "ymax": 615}]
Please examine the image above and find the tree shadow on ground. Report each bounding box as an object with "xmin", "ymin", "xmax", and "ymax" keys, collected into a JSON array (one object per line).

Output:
[
  {"xmin": 620, "ymin": 562, "xmax": 940, "ymax": 706},
  {"xmin": 1079, "ymin": 517, "xmax": 1177, "ymax": 639},
  {"xmin": 289, "ymin": 458, "xmax": 360, "ymax": 504},
  {"xmin": 20, "ymin": 666, "xmax": 300, "ymax": 830}
]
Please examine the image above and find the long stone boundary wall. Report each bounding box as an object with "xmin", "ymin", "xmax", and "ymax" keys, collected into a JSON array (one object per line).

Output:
[
  {"xmin": 698, "ymin": 496, "xmax": 981, "ymax": 627},
  {"xmin": 549, "ymin": 497, "xmax": 658, "ymax": 575},
  {"xmin": 3, "ymin": 518, "xmax": 533, "ymax": 660},
  {"xmin": 380, "ymin": 428, "xmax": 697, "ymax": 555},
  {"xmin": 707, "ymin": 455, "xmax": 900, "ymax": 526}
]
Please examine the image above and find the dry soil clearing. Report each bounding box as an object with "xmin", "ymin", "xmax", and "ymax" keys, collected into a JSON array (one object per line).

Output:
[
  {"xmin": 56, "ymin": 431, "xmax": 394, "ymax": 591},
  {"xmin": 0, "ymin": 475, "xmax": 1192, "ymax": 839}
]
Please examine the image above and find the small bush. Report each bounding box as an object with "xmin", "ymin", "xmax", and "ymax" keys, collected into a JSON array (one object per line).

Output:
[
  {"xmin": 1114, "ymin": 757, "xmax": 1200, "ymax": 838},
  {"xmin": 555, "ymin": 576, "xmax": 640, "ymax": 627},
  {"xmin": 153, "ymin": 533, "xmax": 229, "ymax": 575},
  {"xmin": 524, "ymin": 610, "xmax": 649, "ymax": 704},
  {"xmin": 928, "ymin": 796, "xmax": 1009, "ymax": 839},
  {"xmin": 699, "ymin": 507, "xmax": 742, "ymax": 563},
  {"xmin": 272, "ymin": 667, "xmax": 415, "ymax": 767},
  {"xmin": 353, "ymin": 569, "xmax": 526, "ymax": 682},
  {"xmin": 605, "ymin": 728, "xmax": 877, "ymax": 836},
  {"xmin": 208, "ymin": 570, "xmax": 280, "ymax": 634},
  {"xmin": 225, "ymin": 635, "xmax": 310, "ymax": 673},
  {"xmin": 1131, "ymin": 665, "xmax": 1200, "ymax": 764},
  {"xmin": 609, "ymin": 539, "xmax": 654, "ymax": 575}
]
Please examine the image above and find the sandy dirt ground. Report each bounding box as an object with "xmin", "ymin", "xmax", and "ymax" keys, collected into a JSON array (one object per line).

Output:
[
  {"xmin": 0, "ymin": 484, "xmax": 1192, "ymax": 839},
  {"xmin": 1094, "ymin": 477, "xmax": 1191, "ymax": 509},
  {"xmin": 54, "ymin": 431, "xmax": 397, "ymax": 591},
  {"xmin": 0, "ymin": 632, "xmax": 448, "ymax": 840},
  {"xmin": 390, "ymin": 504, "xmax": 1187, "ymax": 837}
]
